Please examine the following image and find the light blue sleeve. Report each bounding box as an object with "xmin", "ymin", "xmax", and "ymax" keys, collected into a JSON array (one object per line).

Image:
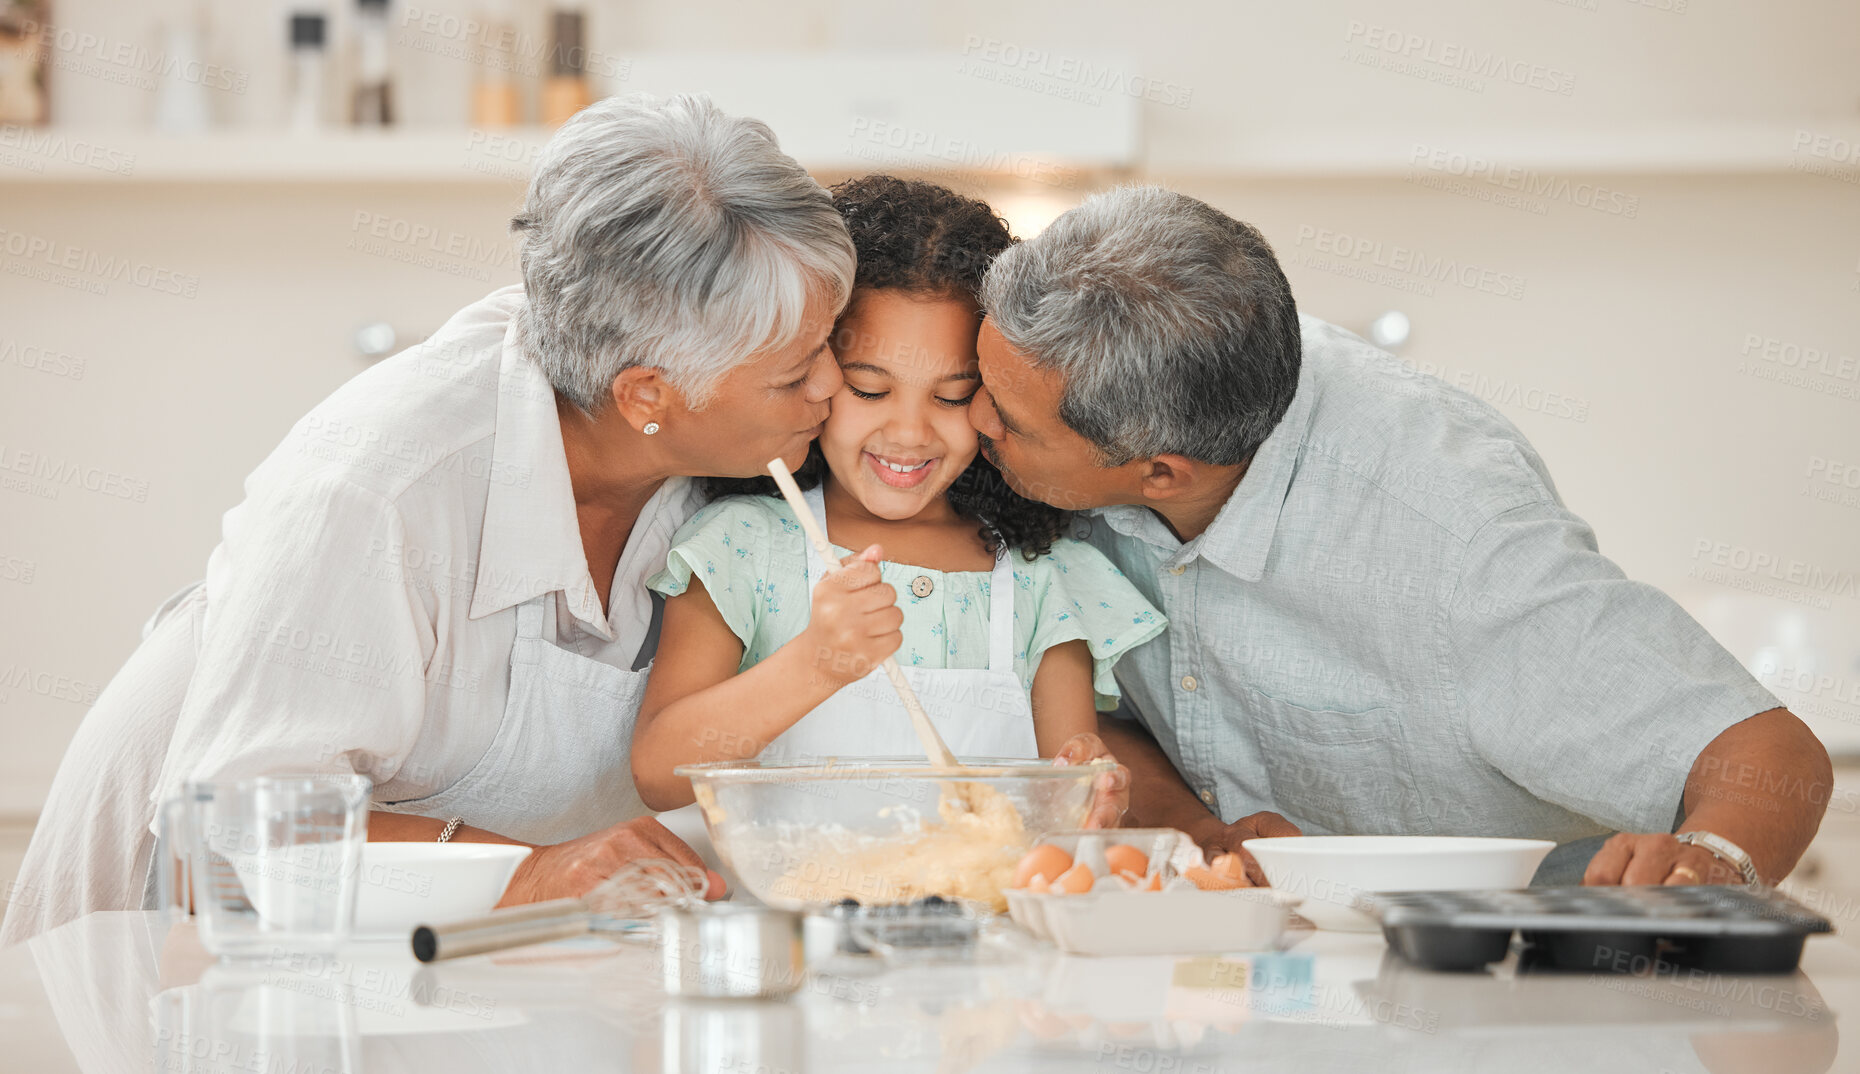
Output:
[
  {"xmin": 1450, "ymin": 501, "xmax": 1781, "ymax": 834},
  {"xmin": 647, "ymin": 496, "xmax": 782, "ymax": 655},
  {"xmin": 1025, "ymin": 538, "xmax": 1168, "ymax": 711}
]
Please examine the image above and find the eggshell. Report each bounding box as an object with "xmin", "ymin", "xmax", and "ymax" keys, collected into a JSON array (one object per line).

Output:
[
  {"xmin": 1013, "ymin": 845, "xmax": 1074, "ymax": 889},
  {"xmin": 1108, "ymin": 870, "xmax": 1153, "ymax": 891},
  {"xmin": 1104, "ymin": 844, "xmax": 1150, "ymax": 878},
  {"xmin": 1073, "ymin": 835, "xmax": 1110, "ymax": 878},
  {"xmin": 1184, "ymin": 866, "xmax": 1246, "ymax": 891},
  {"xmin": 1053, "ymin": 862, "xmax": 1096, "ymax": 894}
]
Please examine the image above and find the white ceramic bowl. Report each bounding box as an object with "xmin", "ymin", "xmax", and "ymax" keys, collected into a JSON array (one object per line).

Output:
[
  {"xmin": 1243, "ymin": 836, "xmax": 1555, "ymax": 931},
  {"xmin": 352, "ymin": 842, "xmax": 532, "ymax": 938}
]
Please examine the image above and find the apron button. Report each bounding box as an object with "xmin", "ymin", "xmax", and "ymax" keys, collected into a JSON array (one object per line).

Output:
[{"xmin": 910, "ymin": 575, "xmax": 935, "ymax": 598}]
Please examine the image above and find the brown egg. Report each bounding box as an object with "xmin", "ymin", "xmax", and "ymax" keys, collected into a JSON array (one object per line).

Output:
[
  {"xmin": 1053, "ymin": 862, "xmax": 1096, "ymax": 894},
  {"xmin": 1104, "ymin": 844, "xmax": 1149, "ymax": 878},
  {"xmin": 1013, "ymin": 844, "xmax": 1074, "ymax": 889},
  {"xmin": 1208, "ymin": 852, "xmax": 1247, "ymax": 880},
  {"xmin": 1025, "ymin": 873, "xmax": 1052, "ymax": 894}
]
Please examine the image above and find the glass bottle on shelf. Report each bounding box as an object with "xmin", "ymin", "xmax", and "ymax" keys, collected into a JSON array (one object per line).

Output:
[
  {"xmin": 541, "ymin": 8, "xmax": 591, "ymax": 127},
  {"xmin": 471, "ymin": 0, "xmax": 520, "ymax": 128},
  {"xmin": 0, "ymin": 1, "xmax": 50, "ymax": 126},
  {"xmin": 350, "ymin": 0, "xmax": 392, "ymax": 126},
  {"xmin": 287, "ymin": 11, "xmax": 329, "ymax": 133}
]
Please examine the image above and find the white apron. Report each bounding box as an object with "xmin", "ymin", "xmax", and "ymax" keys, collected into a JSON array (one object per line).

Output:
[
  {"xmin": 758, "ymin": 486, "xmax": 1039, "ymax": 761},
  {"xmin": 377, "ymin": 592, "xmax": 651, "ymax": 845}
]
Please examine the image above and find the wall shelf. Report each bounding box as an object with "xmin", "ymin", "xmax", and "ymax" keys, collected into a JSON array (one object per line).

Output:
[
  {"xmin": 3, "ymin": 117, "xmax": 1854, "ymax": 186},
  {"xmin": 0, "ymin": 51, "xmax": 1145, "ymax": 186},
  {"xmin": 1151, "ymin": 119, "xmax": 1860, "ymax": 178},
  {"xmin": 0, "ymin": 127, "xmax": 549, "ymax": 184}
]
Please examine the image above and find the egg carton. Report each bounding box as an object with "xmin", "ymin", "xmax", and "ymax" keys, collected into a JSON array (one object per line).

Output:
[{"xmin": 1005, "ymin": 829, "xmax": 1302, "ymax": 956}]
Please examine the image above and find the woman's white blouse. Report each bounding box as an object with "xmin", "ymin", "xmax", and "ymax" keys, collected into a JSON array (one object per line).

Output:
[{"xmin": 152, "ymin": 285, "xmax": 702, "ymax": 809}]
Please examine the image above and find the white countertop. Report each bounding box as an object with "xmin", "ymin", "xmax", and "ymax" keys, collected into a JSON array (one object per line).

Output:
[{"xmin": 0, "ymin": 911, "xmax": 1851, "ymax": 1073}]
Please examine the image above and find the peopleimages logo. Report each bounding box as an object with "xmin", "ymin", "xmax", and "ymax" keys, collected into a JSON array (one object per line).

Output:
[
  {"xmin": 0, "ymin": 338, "xmax": 87, "ymax": 380},
  {"xmin": 1344, "ymin": 20, "xmax": 1577, "ymax": 95},
  {"xmin": 1294, "ymin": 225, "xmax": 1527, "ymax": 300},
  {"xmin": 1408, "ymin": 144, "xmax": 1639, "ymax": 217},
  {"xmin": 0, "ymin": 554, "xmax": 35, "ymax": 585},
  {"xmin": 0, "ymin": 442, "xmax": 151, "ymax": 503},
  {"xmin": 17, "ymin": 18, "xmax": 250, "ymax": 96},
  {"xmin": 0, "ymin": 663, "xmax": 102, "ymax": 706},
  {"xmin": 0, "ymin": 227, "xmax": 199, "ymax": 298},
  {"xmin": 1689, "ymin": 539, "xmax": 1856, "ymax": 603},
  {"xmin": 846, "ymin": 118, "xmax": 1081, "ymax": 190},
  {"xmin": 1740, "ymin": 335, "xmax": 1860, "ymax": 382},
  {"xmin": 958, "ymin": 36, "xmax": 1194, "ymax": 108},
  {"xmin": 0, "ymin": 125, "xmax": 136, "ymax": 176}
]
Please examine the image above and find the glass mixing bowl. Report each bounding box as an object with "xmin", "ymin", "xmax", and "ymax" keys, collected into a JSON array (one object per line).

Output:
[{"xmin": 675, "ymin": 757, "xmax": 1109, "ymax": 912}]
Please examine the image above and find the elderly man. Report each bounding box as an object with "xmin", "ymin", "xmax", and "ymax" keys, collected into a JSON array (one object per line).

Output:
[{"xmin": 969, "ymin": 186, "xmax": 1831, "ymax": 886}]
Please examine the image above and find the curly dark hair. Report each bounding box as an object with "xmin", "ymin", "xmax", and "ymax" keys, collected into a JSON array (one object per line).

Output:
[{"xmin": 702, "ymin": 175, "xmax": 1073, "ymax": 560}]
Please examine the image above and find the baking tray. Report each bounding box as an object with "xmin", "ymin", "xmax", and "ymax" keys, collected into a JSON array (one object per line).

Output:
[{"xmin": 1358, "ymin": 886, "xmax": 1832, "ymax": 973}]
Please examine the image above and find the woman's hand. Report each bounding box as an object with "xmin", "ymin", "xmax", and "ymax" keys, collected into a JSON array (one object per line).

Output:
[
  {"xmin": 1053, "ymin": 732, "xmax": 1131, "ymax": 829},
  {"xmin": 496, "ymin": 816, "xmax": 724, "ymax": 906},
  {"xmin": 798, "ymin": 544, "xmax": 904, "ymax": 689}
]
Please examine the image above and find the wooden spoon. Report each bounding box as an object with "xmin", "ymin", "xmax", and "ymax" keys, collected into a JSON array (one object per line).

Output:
[{"xmin": 765, "ymin": 457, "xmax": 961, "ymax": 772}]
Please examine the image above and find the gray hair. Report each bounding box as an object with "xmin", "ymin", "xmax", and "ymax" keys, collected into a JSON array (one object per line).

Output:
[
  {"xmin": 980, "ymin": 186, "xmax": 1302, "ymax": 466},
  {"xmin": 511, "ymin": 94, "xmax": 856, "ymax": 412}
]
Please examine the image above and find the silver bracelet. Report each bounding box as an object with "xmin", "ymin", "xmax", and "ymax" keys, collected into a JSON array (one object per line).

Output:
[{"xmin": 436, "ymin": 816, "xmax": 465, "ymax": 843}]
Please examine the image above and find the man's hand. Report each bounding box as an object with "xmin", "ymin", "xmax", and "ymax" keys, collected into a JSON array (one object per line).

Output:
[
  {"xmin": 1583, "ymin": 832, "xmax": 1742, "ymax": 886},
  {"xmin": 497, "ymin": 816, "xmax": 725, "ymax": 906},
  {"xmin": 1052, "ymin": 732, "xmax": 1130, "ymax": 829},
  {"xmin": 1188, "ymin": 811, "xmax": 1303, "ymax": 886}
]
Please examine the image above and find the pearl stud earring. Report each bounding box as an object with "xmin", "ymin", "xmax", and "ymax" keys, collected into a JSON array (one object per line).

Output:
[{"xmin": 643, "ymin": 422, "xmax": 661, "ymax": 435}]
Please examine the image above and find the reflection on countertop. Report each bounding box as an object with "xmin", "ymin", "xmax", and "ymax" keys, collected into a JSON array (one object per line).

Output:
[{"xmin": 0, "ymin": 911, "xmax": 1849, "ymax": 1074}]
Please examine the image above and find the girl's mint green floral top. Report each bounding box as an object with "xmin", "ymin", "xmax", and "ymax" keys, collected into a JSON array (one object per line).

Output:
[{"xmin": 647, "ymin": 495, "xmax": 1167, "ymax": 710}]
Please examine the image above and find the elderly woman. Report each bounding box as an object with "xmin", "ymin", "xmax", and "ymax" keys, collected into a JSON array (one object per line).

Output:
[{"xmin": 0, "ymin": 96, "xmax": 1129, "ymax": 946}]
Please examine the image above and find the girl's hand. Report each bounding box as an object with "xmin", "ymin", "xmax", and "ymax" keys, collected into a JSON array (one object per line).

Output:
[
  {"xmin": 799, "ymin": 543, "xmax": 904, "ymax": 688},
  {"xmin": 1053, "ymin": 732, "xmax": 1131, "ymax": 829}
]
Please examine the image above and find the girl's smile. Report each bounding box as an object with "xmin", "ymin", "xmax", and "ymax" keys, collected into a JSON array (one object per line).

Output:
[{"xmin": 865, "ymin": 451, "xmax": 940, "ymax": 489}]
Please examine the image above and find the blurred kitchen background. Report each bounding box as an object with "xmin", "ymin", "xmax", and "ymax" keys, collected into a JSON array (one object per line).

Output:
[{"xmin": 1, "ymin": 0, "xmax": 1857, "ymax": 918}]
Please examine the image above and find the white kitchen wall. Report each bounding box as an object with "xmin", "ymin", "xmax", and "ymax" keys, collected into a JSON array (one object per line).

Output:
[{"xmin": 34, "ymin": 0, "xmax": 1860, "ymax": 137}]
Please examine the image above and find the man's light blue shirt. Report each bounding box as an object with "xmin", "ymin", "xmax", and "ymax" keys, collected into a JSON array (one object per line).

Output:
[{"xmin": 1091, "ymin": 316, "xmax": 1779, "ymax": 877}]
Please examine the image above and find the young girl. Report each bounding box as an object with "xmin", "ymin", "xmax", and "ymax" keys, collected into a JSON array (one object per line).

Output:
[{"xmin": 631, "ymin": 176, "xmax": 1165, "ymax": 811}]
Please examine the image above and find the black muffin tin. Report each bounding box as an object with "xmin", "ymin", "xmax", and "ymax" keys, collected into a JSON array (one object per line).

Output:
[{"xmin": 1358, "ymin": 886, "xmax": 1832, "ymax": 973}]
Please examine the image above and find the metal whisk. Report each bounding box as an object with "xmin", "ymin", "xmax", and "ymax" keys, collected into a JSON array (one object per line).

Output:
[{"xmin": 412, "ymin": 857, "xmax": 709, "ymax": 962}]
